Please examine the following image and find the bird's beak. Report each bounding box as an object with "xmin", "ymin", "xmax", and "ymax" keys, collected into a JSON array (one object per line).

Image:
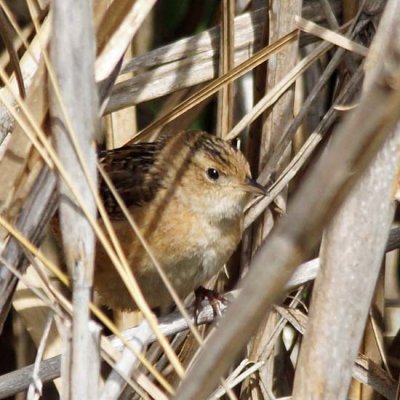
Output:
[{"xmin": 238, "ymin": 176, "xmax": 266, "ymax": 196}]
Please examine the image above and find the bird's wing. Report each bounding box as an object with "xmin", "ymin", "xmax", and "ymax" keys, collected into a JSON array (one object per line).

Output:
[{"xmin": 99, "ymin": 142, "xmax": 163, "ymax": 219}]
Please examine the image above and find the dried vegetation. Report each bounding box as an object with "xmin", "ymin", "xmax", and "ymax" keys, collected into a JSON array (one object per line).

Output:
[{"xmin": 0, "ymin": 0, "xmax": 399, "ymax": 399}]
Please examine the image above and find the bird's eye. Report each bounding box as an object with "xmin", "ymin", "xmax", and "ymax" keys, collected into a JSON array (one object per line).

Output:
[{"xmin": 207, "ymin": 168, "xmax": 219, "ymax": 180}]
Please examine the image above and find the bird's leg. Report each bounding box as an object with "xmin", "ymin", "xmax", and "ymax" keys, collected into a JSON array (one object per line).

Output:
[{"xmin": 194, "ymin": 286, "xmax": 228, "ymax": 324}]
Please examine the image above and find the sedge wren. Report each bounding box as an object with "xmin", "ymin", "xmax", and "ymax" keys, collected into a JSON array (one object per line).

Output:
[{"xmin": 94, "ymin": 130, "xmax": 265, "ymax": 310}]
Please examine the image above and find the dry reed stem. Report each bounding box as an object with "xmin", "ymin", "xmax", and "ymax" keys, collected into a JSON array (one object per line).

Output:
[
  {"xmin": 49, "ymin": 1, "xmax": 100, "ymax": 398},
  {"xmin": 216, "ymin": 0, "xmax": 235, "ymax": 138}
]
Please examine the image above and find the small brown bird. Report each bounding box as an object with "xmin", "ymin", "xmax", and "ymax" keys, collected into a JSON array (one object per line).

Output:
[{"xmin": 95, "ymin": 130, "xmax": 265, "ymax": 310}]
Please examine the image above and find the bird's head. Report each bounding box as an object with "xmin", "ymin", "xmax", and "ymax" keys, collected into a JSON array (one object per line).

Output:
[{"xmin": 159, "ymin": 130, "xmax": 265, "ymax": 221}]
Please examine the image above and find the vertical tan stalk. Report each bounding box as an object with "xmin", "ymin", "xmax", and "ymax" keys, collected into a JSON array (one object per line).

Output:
[
  {"xmin": 49, "ymin": 1, "xmax": 100, "ymax": 399},
  {"xmin": 244, "ymin": 1, "xmax": 302, "ymax": 397},
  {"xmin": 217, "ymin": 0, "xmax": 235, "ymax": 137}
]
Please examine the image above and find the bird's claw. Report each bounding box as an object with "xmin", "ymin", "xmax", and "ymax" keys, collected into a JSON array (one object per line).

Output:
[{"xmin": 194, "ymin": 286, "xmax": 228, "ymax": 325}]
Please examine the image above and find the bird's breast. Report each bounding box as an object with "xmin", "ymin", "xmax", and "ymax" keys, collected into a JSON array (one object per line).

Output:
[{"xmin": 192, "ymin": 217, "xmax": 242, "ymax": 285}]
